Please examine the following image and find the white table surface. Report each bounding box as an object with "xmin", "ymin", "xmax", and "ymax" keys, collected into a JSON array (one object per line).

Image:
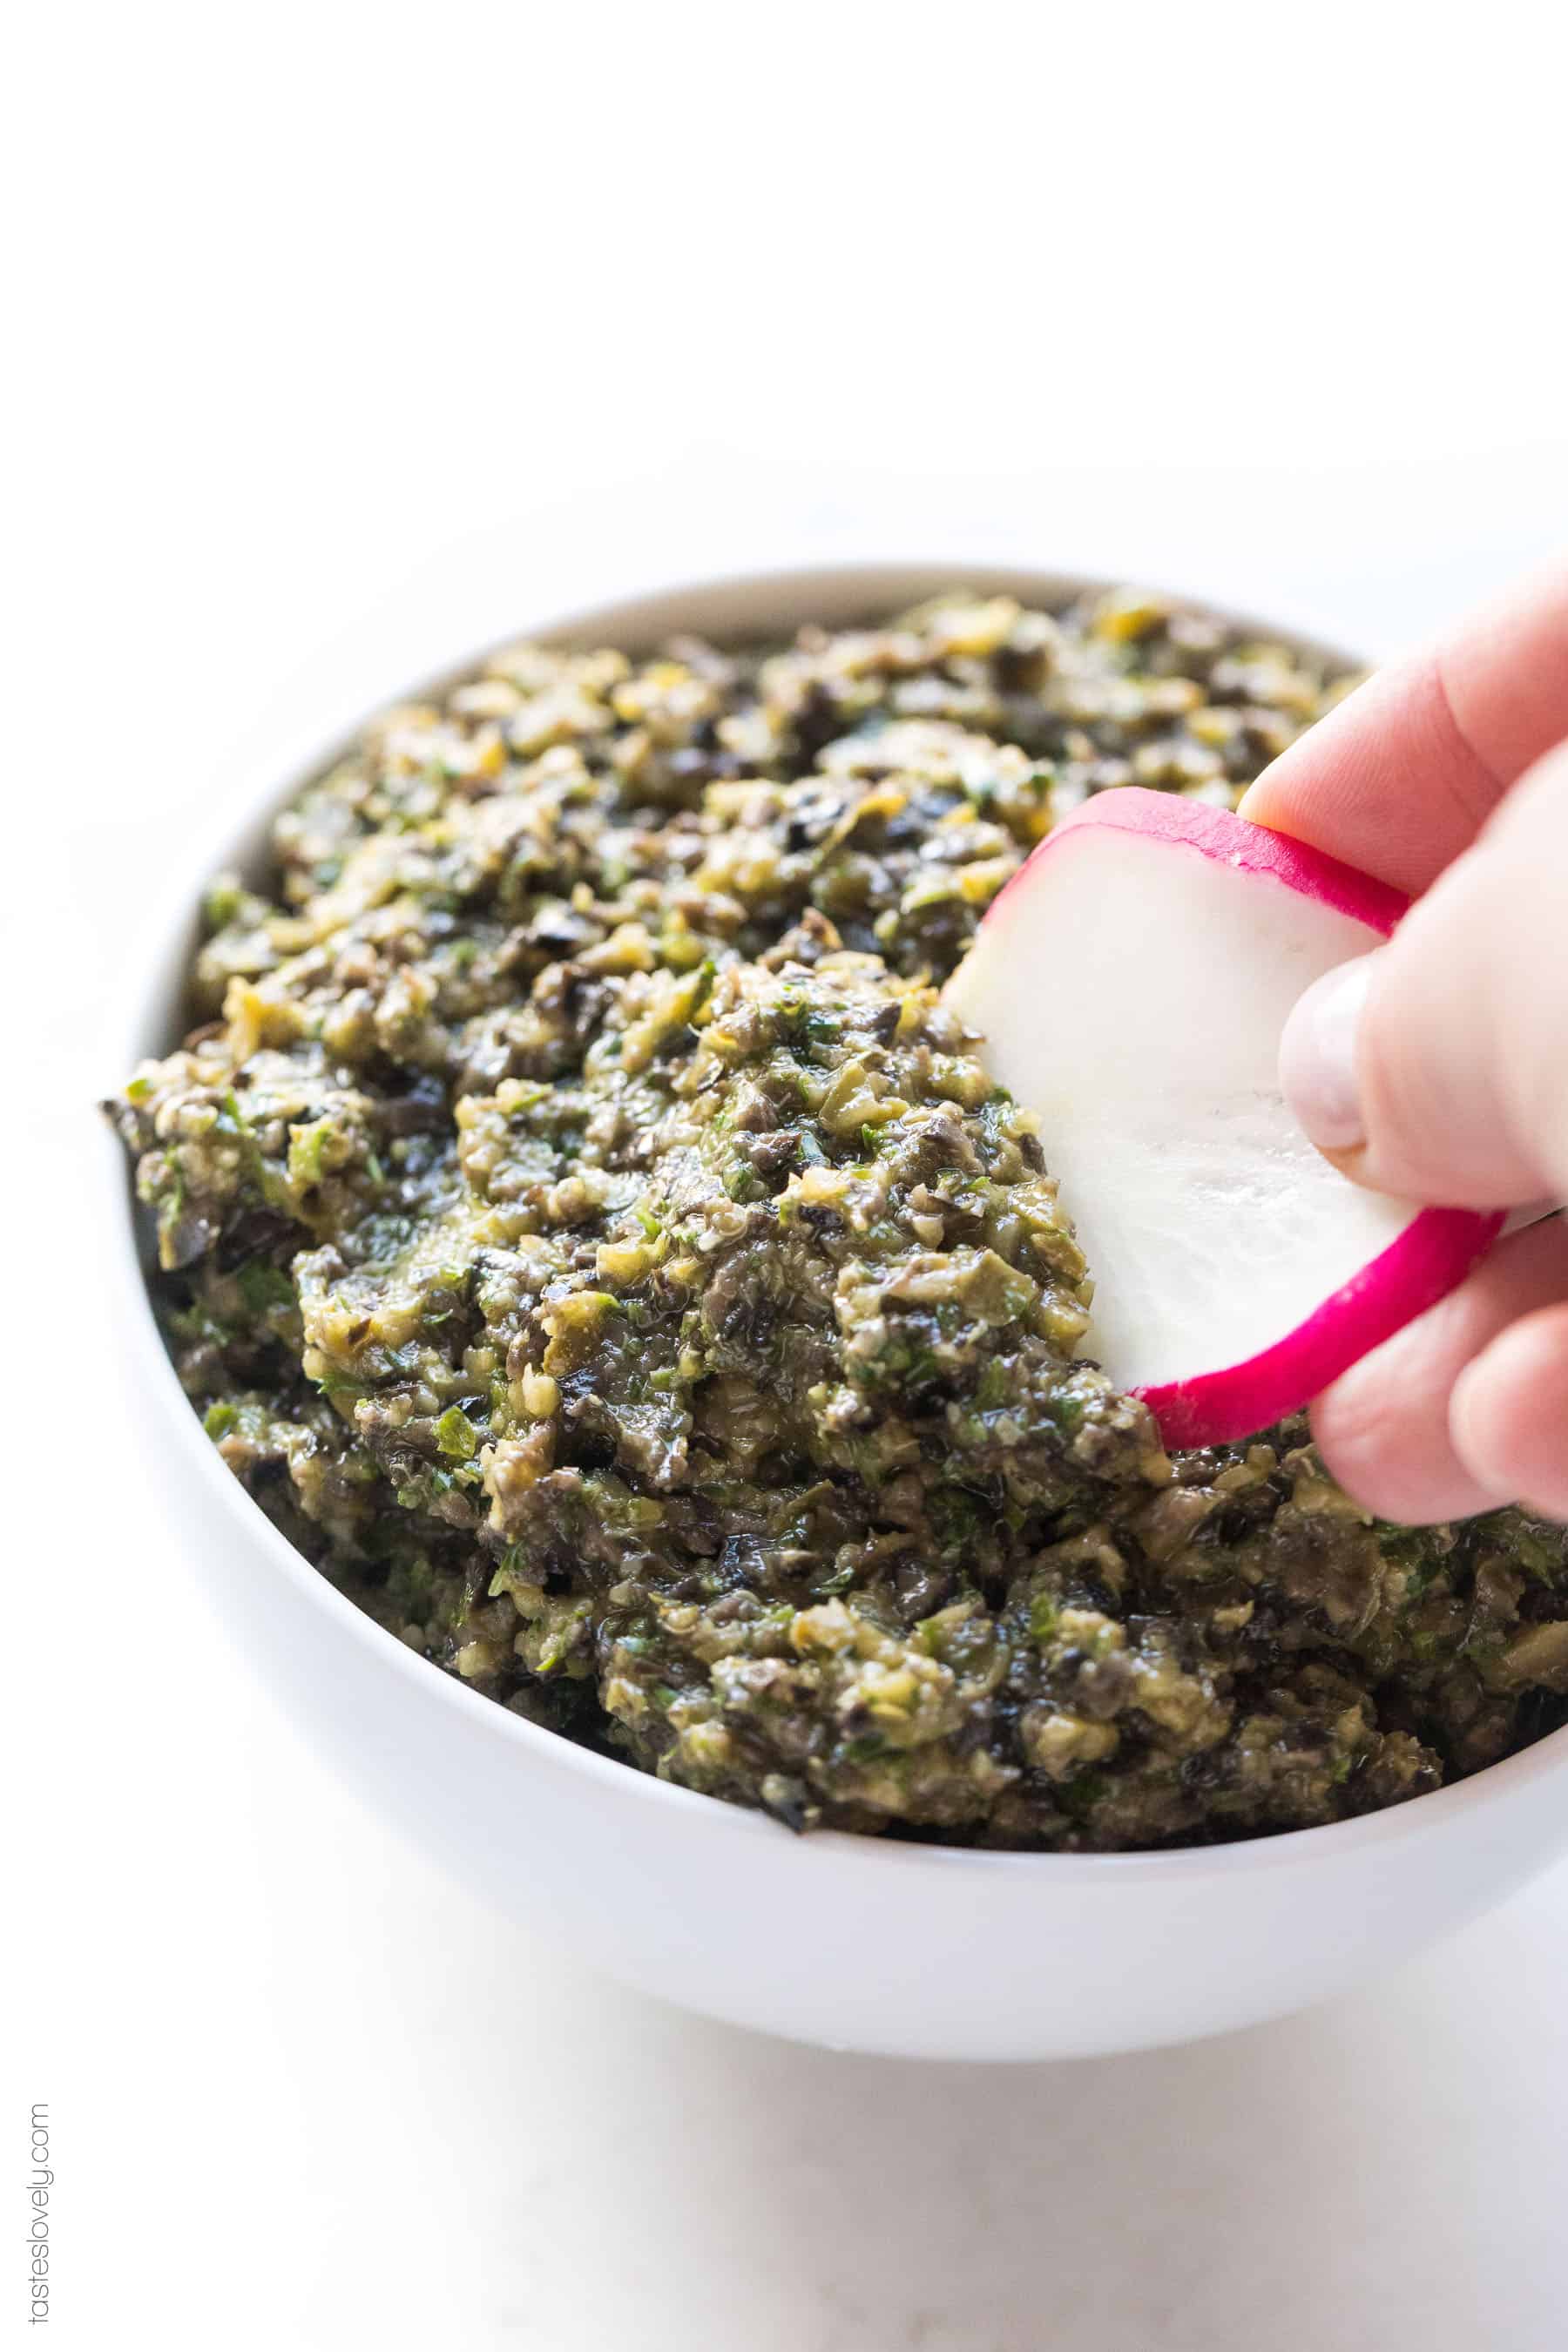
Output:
[{"xmin": 12, "ymin": 10, "xmax": 1568, "ymax": 2345}]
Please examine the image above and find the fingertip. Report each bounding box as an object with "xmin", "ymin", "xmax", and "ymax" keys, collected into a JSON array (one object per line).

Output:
[
  {"xmin": 1234, "ymin": 764, "xmax": 1286, "ymax": 830},
  {"xmin": 1308, "ymin": 1219, "xmax": 1568, "ymax": 1524},
  {"xmin": 1449, "ymin": 1304, "xmax": 1568, "ymax": 1523},
  {"xmin": 1311, "ymin": 1357, "xmax": 1508, "ymax": 1526},
  {"xmin": 1234, "ymin": 659, "xmax": 1493, "ymax": 897}
]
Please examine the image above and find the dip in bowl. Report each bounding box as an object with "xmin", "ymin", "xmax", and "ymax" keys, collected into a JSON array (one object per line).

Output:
[{"xmin": 103, "ymin": 565, "xmax": 1568, "ymax": 2058}]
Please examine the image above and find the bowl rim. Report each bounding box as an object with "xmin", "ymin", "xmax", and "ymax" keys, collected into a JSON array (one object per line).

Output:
[{"xmin": 103, "ymin": 556, "xmax": 1568, "ymax": 1887}]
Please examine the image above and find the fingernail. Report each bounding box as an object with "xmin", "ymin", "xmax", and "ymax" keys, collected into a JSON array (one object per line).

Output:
[{"xmin": 1279, "ymin": 956, "xmax": 1375, "ymax": 1152}]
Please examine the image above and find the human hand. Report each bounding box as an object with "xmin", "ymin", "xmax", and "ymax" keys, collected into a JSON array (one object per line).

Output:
[{"xmin": 1240, "ymin": 562, "xmax": 1568, "ymax": 1524}]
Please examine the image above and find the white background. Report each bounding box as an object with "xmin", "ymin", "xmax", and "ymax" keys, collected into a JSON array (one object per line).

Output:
[{"xmin": 10, "ymin": 6, "xmax": 1568, "ymax": 2347}]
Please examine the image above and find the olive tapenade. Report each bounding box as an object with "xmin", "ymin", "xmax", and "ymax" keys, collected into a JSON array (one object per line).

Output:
[{"xmin": 107, "ymin": 589, "xmax": 1568, "ymax": 1847}]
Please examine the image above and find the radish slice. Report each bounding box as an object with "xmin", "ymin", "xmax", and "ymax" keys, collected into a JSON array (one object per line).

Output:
[{"xmin": 943, "ymin": 789, "xmax": 1504, "ymax": 1449}]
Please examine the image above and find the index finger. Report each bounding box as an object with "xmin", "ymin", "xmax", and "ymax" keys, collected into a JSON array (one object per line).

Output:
[{"xmin": 1239, "ymin": 556, "xmax": 1568, "ymax": 896}]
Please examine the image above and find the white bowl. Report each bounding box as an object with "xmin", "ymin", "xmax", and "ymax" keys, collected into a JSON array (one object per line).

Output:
[{"xmin": 103, "ymin": 564, "xmax": 1568, "ymax": 2060}]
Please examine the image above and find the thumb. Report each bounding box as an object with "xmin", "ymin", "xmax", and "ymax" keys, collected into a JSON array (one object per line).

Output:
[{"xmin": 1279, "ymin": 741, "xmax": 1568, "ymax": 1209}]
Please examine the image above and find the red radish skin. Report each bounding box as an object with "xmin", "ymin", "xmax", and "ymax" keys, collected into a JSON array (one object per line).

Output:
[
  {"xmin": 1141, "ymin": 1205, "xmax": 1505, "ymax": 1448},
  {"xmin": 946, "ymin": 789, "xmax": 1505, "ymax": 1450},
  {"xmin": 992, "ymin": 786, "xmax": 1412, "ymax": 939}
]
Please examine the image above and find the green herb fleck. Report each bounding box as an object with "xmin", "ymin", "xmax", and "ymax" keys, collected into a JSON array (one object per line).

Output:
[{"xmin": 434, "ymin": 1406, "xmax": 480, "ymax": 1461}]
